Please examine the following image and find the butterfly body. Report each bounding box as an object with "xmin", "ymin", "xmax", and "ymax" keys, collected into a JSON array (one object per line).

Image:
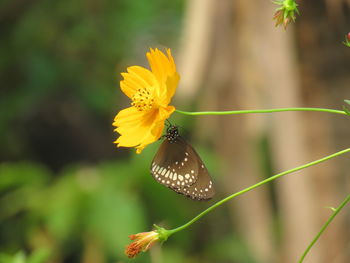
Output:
[{"xmin": 150, "ymin": 126, "xmax": 215, "ymax": 200}]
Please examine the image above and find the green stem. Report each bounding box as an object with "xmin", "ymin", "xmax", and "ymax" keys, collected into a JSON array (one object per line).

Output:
[
  {"xmin": 168, "ymin": 148, "xmax": 350, "ymax": 235},
  {"xmin": 175, "ymin": 108, "xmax": 346, "ymax": 116},
  {"xmin": 298, "ymin": 194, "xmax": 350, "ymax": 263}
]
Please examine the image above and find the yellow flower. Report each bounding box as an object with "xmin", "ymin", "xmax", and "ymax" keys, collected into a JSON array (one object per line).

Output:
[
  {"xmin": 113, "ymin": 48, "xmax": 180, "ymax": 154},
  {"xmin": 125, "ymin": 231, "xmax": 160, "ymax": 258}
]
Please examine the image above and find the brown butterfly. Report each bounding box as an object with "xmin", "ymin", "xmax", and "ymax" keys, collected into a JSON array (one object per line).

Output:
[{"xmin": 150, "ymin": 125, "xmax": 215, "ymax": 200}]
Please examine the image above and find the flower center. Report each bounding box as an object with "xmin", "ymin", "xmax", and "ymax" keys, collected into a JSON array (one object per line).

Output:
[{"xmin": 131, "ymin": 88, "xmax": 154, "ymax": 111}]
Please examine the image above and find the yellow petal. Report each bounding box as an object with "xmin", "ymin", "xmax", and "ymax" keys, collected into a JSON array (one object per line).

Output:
[
  {"xmin": 113, "ymin": 106, "xmax": 174, "ymax": 153},
  {"xmin": 146, "ymin": 49, "xmax": 179, "ymax": 106},
  {"xmin": 113, "ymin": 107, "xmax": 145, "ymax": 126},
  {"xmin": 132, "ymin": 107, "xmax": 174, "ymax": 153},
  {"xmin": 127, "ymin": 66, "xmax": 157, "ymax": 88},
  {"xmin": 135, "ymin": 120, "xmax": 165, "ymax": 154},
  {"xmin": 146, "ymin": 48, "xmax": 176, "ymax": 87},
  {"xmin": 114, "ymin": 109, "xmax": 159, "ymax": 148},
  {"xmin": 162, "ymin": 72, "xmax": 180, "ymax": 105},
  {"xmin": 158, "ymin": 105, "xmax": 175, "ymax": 120},
  {"xmin": 120, "ymin": 66, "xmax": 158, "ymax": 99}
]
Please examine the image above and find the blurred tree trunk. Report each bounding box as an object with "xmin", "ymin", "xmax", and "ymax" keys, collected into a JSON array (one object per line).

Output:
[
  {"xmin": 178, "ymin": 0, "xmax": 347, "ymax": 263},
  {"xmin": 179, "ymin": 1, "xmax": 275, "ymax": 262}
]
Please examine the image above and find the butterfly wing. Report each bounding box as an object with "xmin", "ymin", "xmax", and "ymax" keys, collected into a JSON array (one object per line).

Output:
[
  {"xmin": 151, "ymin": 137, "xmax": 199, "ymax": 189},
  {"xmin": 173, "ymin": 146, "xmax": 215, "ymax": 200},
  {"xmin": 151, "ymin": 135, "xmax": 215, "ymax": 200}
]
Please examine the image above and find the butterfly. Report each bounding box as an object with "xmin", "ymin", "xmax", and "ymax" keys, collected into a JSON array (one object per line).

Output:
[{"xmin": 150, "ymin": 125, "xmax": 215, "ymax": 200}]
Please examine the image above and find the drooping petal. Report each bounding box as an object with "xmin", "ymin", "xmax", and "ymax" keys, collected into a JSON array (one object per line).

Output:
[
  {"xmin": 132, "ymin": 106, "xmax": 175, "ymax": 153},
  {"xmin": 114, "ymin": 109, "xmax": 158, "ymax": 147},
  {"xmin": 158, "ymin": 105, "xmax": 175, "ymax": 120},
  {"xmin": 135, "ymin": 120, "xmax": 164, "ymax": 154},
  {"xmin": 114, "ymin": 105, "xmax": 175, "ymax": 153}
]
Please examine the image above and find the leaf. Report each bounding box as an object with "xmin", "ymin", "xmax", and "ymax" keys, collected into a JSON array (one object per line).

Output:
[{"xmin": 344, "ymin": 99, "xmax": 350, "ymax": 105}]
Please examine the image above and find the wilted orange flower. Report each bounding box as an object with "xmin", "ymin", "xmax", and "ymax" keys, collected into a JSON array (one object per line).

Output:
[
  {"xmin": 125, "ymin": 231, "xmax": 160, "ymax": 258},
  {"xmin": 113, "ymin": 48, "xmax": 180, "ymax": 154}
]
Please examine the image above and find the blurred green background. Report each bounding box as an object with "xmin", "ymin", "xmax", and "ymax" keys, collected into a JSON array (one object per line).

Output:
[
  {"xmin": 0, "ymin": 1, "xmax": 237, "ymax": 263},
  {"xmin": 1, "ymin": 0, "xmax": 350, "ymax": 263}
]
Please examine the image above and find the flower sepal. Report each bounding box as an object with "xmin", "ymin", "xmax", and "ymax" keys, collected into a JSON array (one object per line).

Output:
[
  {"xmin": 153, "ymin": 224, "xmax": 172, "ymax": 242},
  {"xmin": 273, "ymin": 0, "xmax": 299, "ymax": 29}
]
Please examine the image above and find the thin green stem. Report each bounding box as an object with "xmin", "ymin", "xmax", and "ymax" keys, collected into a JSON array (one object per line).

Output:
[
  {"xmin": 299, "ymin": 194, "xmax": 350, "ymax": 263},
  {"xmin": 175, "ymin": 108, "xmax": 347, "ymax": 116},
  {"xmin": 168, "ymin": 148, "xmax": 350, "ymax": 235}
]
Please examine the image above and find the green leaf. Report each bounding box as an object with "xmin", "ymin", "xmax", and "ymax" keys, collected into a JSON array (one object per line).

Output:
[{"xmin": 344, "ymin": 100, "xmax": 350, "ymax": 105}]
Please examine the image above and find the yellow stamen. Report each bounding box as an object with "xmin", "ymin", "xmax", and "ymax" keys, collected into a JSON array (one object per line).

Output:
[{"xmin": 131, "ymin": 88, "xmax": 154, "ymax": 111}]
